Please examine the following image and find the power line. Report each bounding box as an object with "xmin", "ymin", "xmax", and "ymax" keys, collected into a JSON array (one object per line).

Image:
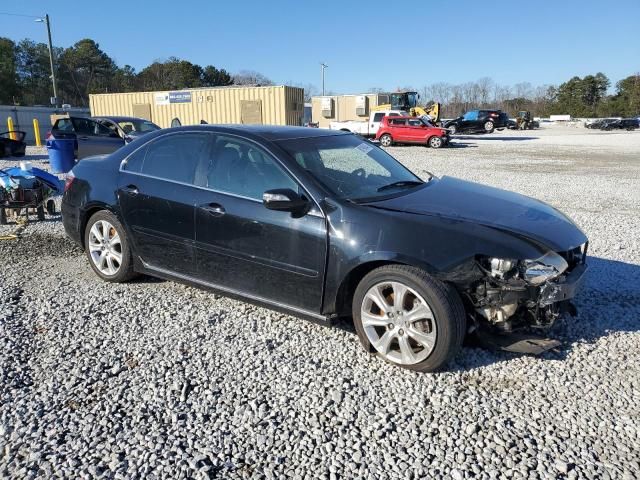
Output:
[{"xmin": 0, "ymin": 12, "xmax": 42, "ymax": 18}]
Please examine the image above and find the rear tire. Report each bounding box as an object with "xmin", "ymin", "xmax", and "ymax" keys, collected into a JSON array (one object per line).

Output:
[
  {"xmin": 84, "ymin": 210, "xmax": 137, "ymax": 283},
  {"xmin": 484, "ymin": 121, "xmax": 494, "ymax": 133},
  {"xmin": 379, "ymin": 134, "xmax": 393, "ymax": 147},
  {"xmin": 37, "ymin": 205, "xmax": 45, "ymax": 221},
  {"xmin": 352, "ymin": 265, "xmax": 466, "ymax": 372},
  {"xmin": 0, "ymin": 209, "xmax": 6, "ymax": 225},
  {"xmin": 428, "ymin": 136, "xmax": 443, "ymax": 148}
]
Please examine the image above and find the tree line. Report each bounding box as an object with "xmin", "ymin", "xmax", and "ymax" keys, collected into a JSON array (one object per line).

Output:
[
  {"xmin": 0, "ymin": 37, "xmax": 276, "ymax": 107},
  {"xmin": 410, "ymin": 72, "xmax": 639, "ymax": 118},
  {"xmin": 1, "ymin": 36, "xmax": 638, "ymax": 118}
]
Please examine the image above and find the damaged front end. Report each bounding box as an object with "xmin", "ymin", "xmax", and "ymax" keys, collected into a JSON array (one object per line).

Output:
[{"xmin": 464, "ymin": 243, "xmax": 588, "ymax": 336}]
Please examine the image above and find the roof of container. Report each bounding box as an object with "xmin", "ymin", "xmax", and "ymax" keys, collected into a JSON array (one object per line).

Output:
[{"xmin": 89, "ymin": 85, "xmax": 299, "ymax": 97}]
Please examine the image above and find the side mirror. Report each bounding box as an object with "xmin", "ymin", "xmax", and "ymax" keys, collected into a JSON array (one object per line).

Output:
[{"xmin": 263, "ymin": 188, "xmax": 308, "ymax": 212}]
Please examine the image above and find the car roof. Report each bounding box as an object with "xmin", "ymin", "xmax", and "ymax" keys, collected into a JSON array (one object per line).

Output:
[
  {"xmin": 92, "ymin": 116, "xmax": 151, "ymax": 122},
  {"xmin": 158, "ymin": 124, "xmax": 350, "ymax": 141}
]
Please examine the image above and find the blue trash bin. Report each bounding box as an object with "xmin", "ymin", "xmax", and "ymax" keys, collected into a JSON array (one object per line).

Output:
[{"xmin": 46, "ymin": 139, "xmax": 75, "ymax": 173}]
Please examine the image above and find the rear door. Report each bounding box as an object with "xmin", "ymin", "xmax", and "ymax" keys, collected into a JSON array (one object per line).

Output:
[
  {"xmin": 117, "ymin": 132, "xmax": 213, "ymax": 275},
  {"xmin": 389, "ymin": 118, "xmax": 410, "ymax": 141},
  {"xmin": 72, "ymin": 118, "xmax": 124, "ymax": 158}
]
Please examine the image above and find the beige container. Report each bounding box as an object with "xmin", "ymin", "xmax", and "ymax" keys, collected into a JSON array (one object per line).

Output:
[
  {"xmin": 89, "ymin": 85, "xmax": 304, "ymax": 128},
  {"xmin": 311, "ymin": 93, "xmax": 390, "ymax": 128}
]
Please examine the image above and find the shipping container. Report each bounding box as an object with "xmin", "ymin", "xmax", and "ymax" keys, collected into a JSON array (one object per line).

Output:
[
  {"xmin": 311, "ymin": 93, "xmax": 396, "ymax": 128},
  {"xmin": 89, "ymin": 85, "xmax": 304, "ymax": 128}
]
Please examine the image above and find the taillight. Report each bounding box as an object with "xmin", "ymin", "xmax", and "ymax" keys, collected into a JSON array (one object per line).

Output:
[
  {"xmin": 45, "ymin": 131, "xmax": 52, "ymax": 140},
  {"xmin": 64, "ymin": 174, "xmax": 75, "ymax": 192}
]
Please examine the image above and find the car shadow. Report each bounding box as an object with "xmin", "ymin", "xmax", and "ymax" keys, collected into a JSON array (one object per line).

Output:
[
  {"xmin": 447, "ymin": 142, "xmax": 478, "ymax": 149},
  {"xmin": 453, "ymin": 135, "xmax": 539, "ymax": 141},
  {"xmin": 333, "ymin": 256, "xmax": 640, "ymax": 371}
]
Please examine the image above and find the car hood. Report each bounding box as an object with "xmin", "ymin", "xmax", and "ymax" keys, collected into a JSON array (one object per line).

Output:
[{"xmin": 365, "ymin": 176, "xmax": 587, "ymax": 252}]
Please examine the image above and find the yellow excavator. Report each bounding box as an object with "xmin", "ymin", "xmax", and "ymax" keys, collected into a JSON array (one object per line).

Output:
[{"xmin": 371, "ymin": 91, "xmax": 441, "ymax": 124}]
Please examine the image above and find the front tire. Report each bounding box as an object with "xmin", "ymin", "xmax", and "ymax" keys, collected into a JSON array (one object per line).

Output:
[
  {"xmin": 84, "ymin": 210, "xmax": 136, "ymax": 283},
  {"xmin": 428, "ymin": 136, "xmax": 443, "ymax": 148},
  {"xmin": 379, "ymin": 134, "xmax": 393, "ymax": 147},
  {"xmin": 352, "ymin": 265, "xmax": 466, "ymax": 372},
  {"xmin": 448, "ymin": 124, "xmax": 457, "ymax": 135}
]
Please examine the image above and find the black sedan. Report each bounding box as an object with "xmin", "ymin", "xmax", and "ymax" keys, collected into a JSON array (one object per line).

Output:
[
  {"xmin": 443, "ymin": 109, "xmax": 510, "ymax": 134},
  {"xmin": 62, "ymin": 126, "xmax": 588, "ymax": 372}
]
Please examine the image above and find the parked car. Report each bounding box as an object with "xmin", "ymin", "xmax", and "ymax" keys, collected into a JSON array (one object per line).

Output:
[
  {"xmin": 0, "ymin": 131, "xmax": 27, "ymax": 158},
  {"xmin": 62, "ymin": 126, "xmax": 588, "ymax": 372},
  {"xmin": 443, "ymin": 110, "xmax": 510, "ymax": 134},
  {"xmin": 615, "ymin": 118, "xmax": 639, "ymax": 131},
  {"xmin": 48, "ymin": 116, "xmax": 160, "ymax": 159},
  {"xmin": 376, "ymin": 116, "xmax": 450, "ymax": 148}
]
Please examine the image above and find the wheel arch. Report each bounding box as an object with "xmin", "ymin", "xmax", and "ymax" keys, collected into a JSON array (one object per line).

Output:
[
  {"xmin": 332, "ymin": 254, "xmax": 440, "ymax": 318},
  {"xmin": 80, "ymin": 202, "xmax": 120, "ymax": 249}
]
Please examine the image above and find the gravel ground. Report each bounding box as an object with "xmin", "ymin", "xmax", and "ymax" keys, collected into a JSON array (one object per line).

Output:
[{"xmin": 1, "ymin": 126, "xmax": 639, "ymax": 479}]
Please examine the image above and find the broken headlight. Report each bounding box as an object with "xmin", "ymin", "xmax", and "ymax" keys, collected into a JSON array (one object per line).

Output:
[{"xmin": 521, "ymin": 251, "xmax": 568, "ymax": 285}]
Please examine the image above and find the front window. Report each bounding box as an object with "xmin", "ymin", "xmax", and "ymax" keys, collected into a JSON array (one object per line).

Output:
[
  {"xmin": 462, "ymin": 110, "xmax": 479, "ymax": 121},
  {"xmin": 277, "ymin": 135, "xmax": 424, "ymax": 202}
]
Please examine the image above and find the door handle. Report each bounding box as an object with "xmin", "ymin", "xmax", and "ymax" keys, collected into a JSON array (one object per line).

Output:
[
  {"xmin": 200, "ymin": 203, "xmax": 225, "ymax": 216},
  {"xmin": 79, "ymin": 136, "xmax": 89, "ymax": 140},
  {"xmin": 122, "ymin": 184, "xmax": 139, "ymax": 195}
]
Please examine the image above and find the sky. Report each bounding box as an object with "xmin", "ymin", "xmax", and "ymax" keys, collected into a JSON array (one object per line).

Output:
[{"xmin": 1, "ymin": 0, "xmax": 639, "ymax": 94}]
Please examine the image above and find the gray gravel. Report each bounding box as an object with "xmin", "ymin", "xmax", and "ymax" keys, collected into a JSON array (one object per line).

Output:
[{"xmin": 1, "ymin": 127, "xmax": 639, "ymax": 479}]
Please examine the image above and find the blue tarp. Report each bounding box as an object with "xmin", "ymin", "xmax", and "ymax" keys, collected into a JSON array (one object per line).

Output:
[{"xmin": 0, "ymin": 167, "xmax": 63, "ymax": 194}]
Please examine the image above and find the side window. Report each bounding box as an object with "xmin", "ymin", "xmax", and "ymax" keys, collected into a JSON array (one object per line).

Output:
[
  {"xmin": 55, "ymin": 118, "xmax": 74, "ymax": 132},
  {"xmin": 408, "ymin": 119, "xmax": 422, "ymax": 127},
  {"xmin": 463, "ymin": 111, "xmax": 479, "ymax": 121},
  {"xmin": 372, "ymin": 113, "xmax": 385, "ymax": 122},
  {"xmin": 123, "ymin": 133, "xmax": 211, "ymax": 185},
  {"xmin": 390, "ymin": 118, "xmax": 407, "ymax": 126},
  {"xmin": 206, "ymin": 136, "xmax": 298, "ymax": 201},
  {"xmin": 71, "ymin": 118, "xmax": 111, "ymax": 136}
]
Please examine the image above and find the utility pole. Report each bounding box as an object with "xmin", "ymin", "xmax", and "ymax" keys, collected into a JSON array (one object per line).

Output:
[
  {"xmin": 36, "ymin": 14, "xmax": 58, "ymax": 107},
  {"xmin": 320, "ymin": 62, "xmax": 328, "ymax": 96}
]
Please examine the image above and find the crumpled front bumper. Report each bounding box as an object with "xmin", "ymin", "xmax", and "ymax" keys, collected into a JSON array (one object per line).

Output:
[{"xmin": 538, "ymin": 263, "xmax": 588, "ymax": 307}]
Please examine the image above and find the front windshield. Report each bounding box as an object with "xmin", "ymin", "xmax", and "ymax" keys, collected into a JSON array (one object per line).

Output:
[
  {"xmin": 276, "ymin": 134, "xmax": 425, "ymax": 202},
  {"xmin": 117, "ymin": 119, "xmax": 160, "ymax": 134}
]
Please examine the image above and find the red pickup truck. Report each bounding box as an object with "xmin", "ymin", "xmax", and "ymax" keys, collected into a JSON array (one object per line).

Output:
[{"xmin": 376, "ymin": 116, "xmax": 450, "ymax": 148}]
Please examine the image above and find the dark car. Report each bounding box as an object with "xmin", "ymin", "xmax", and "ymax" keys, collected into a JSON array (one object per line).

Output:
[
  {"xmin": 49, "ymin": 116, "xmax": 160, "ymax": 159},
  {"xmin": 0, "ymin": 131, "xmax": 27, "ymax": 158},
  {"xmin": 62, "ymin": 126, "xmax": 588, "ymax": 372},
  {"xmin": 444, "ymin": 110, "xmax": 510, "ymax": 134}
]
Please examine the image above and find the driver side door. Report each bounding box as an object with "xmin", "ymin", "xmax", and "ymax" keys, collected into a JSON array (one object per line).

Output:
[{"xmin": 193, "ymin": 134, "xmax": 327, "ymax": 313}]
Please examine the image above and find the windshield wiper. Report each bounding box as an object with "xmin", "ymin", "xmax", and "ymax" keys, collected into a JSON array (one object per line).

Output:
[{"xmin": 377, "ymin": 180, "xmax": 423, "ymax": 192}]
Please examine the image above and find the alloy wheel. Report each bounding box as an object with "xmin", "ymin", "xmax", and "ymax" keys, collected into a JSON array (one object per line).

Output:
[
  {"xmin": 380, "ymin": 135, "xmax": 392, "ymax": 147},
  {"xmin": 88, "ymin": 220, "xmax": 123, "ymax": 276},
  {"xmin": 361, "ymin": 281, "xmax": 437, "ymax": 365}
]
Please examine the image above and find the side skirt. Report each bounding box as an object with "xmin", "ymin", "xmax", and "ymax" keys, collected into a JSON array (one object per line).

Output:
[{"xmin": 134, "ymin": 259, "xmax": 333, "ymax": 327}]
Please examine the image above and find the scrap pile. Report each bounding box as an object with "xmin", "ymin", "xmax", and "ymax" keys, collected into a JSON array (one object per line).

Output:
[{"xmin": 0, "ymin": 164, "xmax": 63, "ymax": 230}]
